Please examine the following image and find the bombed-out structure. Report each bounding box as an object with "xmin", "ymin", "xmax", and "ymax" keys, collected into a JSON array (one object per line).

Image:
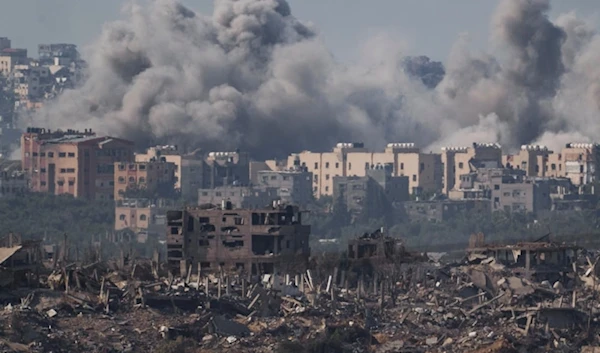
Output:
[{"xmin": 166, "ymin": 202, "xmax": 311, "ymax": 275}]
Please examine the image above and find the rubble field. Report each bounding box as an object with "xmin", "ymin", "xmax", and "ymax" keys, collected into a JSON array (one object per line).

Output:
[{"xmin": 3, "ymin": 242, "xmax": 600, "ymax": 353}]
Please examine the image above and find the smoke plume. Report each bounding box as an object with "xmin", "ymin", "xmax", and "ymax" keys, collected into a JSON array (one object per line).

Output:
[{"xmin": 26, "ymin": 0, "xmax": 600, "ymax": 157}]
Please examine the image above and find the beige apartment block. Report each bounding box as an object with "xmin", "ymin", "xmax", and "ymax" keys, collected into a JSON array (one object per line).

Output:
[
  {"xmin": 114, "ymin": 160, "xmax": 176, "ymax": 200},
  {"xmin": 21, "ymin": 127, "xmax": 134, "ymax": 199},
  {"xmin": 561, "ymin": 143, "xmax": 600, "ymax": 186},
  {"xmin": 288, "ymin": 142, "xmax": 442, "ymax": 198},
  {"xmin": 135, "ymin": 146, "xmax": 205, "ymax": 197},
  {"xmin": 441, "ymin": 143, "xmax": 502, "ymax": 194},
  {"xmin": 503, "ymin": 145, "xmax": 555, "ymax": 177}
]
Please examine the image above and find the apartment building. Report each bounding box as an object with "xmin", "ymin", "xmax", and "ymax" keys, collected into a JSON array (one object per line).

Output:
[
  {"xmin": 0, "ymin": 171, "xmax": 27, "ymax": 197},
  {"xmin": 166, "ymin": 203, "xmax": 310, "ymax": 274},
  {"xmin": 204, "ymin": 151, "xmax": 250, "ymax": 188},
  {"xmin": 21, "ymin": 127, "xmax": 134, "ymax": 199},
  {"xmin": 0, "ymin": 48, "xmax": 27, "ymax": 75},
  {"xmin": 561, "ymin": 143, "xmax": 600, "ymax": 186},
  {"xmin": 12, "ymin": 63, "xmax": 53, "ymax": 101},
  {"xmin": 288, "ymin": 142, "xmax": 442, "ymax": 198},
  {"xmin": 114, "ymin": 160, "xmax": 177, "ymax": 200},
  {"xmin": 441, "ymin": 143, "xmax": 502, "ymax": 194},
  {"xmin": 115, "ymin": 199, "xmax": 170, "ymax": 243},
  {"xmin": 135, "ymin": 146, "xmax": 204, "ymax": 199},
  {"xmin": 333, "ymin": 163, "xmax": 409, "ymax": 219},
  {"xmin": 255, "ymin": 167, "xmax": 313, "ymax": 206},
  {"xmin": 503, "ymin": 145, "xmax": 554, "ymax": 177}
]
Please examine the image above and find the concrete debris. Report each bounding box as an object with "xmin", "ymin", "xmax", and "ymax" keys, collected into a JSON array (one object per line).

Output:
[{"xmin": 1, "ymin": 239, "xmax": 600, "ymax": 352}]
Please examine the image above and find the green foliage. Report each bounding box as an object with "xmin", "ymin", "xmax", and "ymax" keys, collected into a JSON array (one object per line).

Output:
[{"xmin": 0, "ymin": 193, "xmax": 114, "ymax": 245}]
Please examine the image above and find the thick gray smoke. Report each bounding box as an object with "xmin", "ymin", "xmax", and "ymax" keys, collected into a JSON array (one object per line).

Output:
[{"xmin": 26, "ymin": 0, "xmax": 600, "ymax": 157}]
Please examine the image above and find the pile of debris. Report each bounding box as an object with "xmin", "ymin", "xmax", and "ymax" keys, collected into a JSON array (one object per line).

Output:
[{"xmin": 2, "ymin": 235, "xmax": 600, "ymax": 352}]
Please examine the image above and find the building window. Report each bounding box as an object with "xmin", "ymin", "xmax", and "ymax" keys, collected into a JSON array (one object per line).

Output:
[
  {"xmin": 216, "ymin": 192, "xmax": 222, "ymax": 196},
  {"xmin": 118, "ymin": 176, "xmax": 125, "ymax": 184},
  {"xmin": 420, "ymin": 163, "xmax": 425, "ymax": 172},
  {"xmin": 119, "ymin": 214, "xmax": 126, "ymax": 221},
  {"xmin": 535, "ymin": 165, "xmax": 539, "ymax": 173},
  {"xmin": 325, "ymin": 174, "xmax": 330, "ymax": 180},
  {"xmin": 282, "ymin": 176, "xmax": 289, "ymax": 181},
  {"xmin": 139, "ymin": 177, "xmax": 145, "ymax": 183},
  {"xmin": 325, "ymin": 186, "xmax": 329, "ymax": 192},
  {"xmin": 128, "ymin": 176, "xmax": 135, "ymax": 183},
  {"xmin": 412, "ymin": 175, "xmax": 416, "ymax": 182},
  {"xmin": 400, "ymin": 163, "xmax": 404, "ymax": 170},
  {"xmin": 41, "ymin": 181, "xmax": 47, "ymax": 186},
  {"xmin": 202, "ymin": 192, "xmax": 208, "ymax": 196},
  {"xmin": 60, "ymin": 168, "xmax": 66, "ymax": 173},
  {"xmin": 313, "ymin": 186, "xmax": 317, "ymax": 192},
  {"xmin": 140, "ymin": 214, "xmax": 147, "ymax": 221},
  {"xmin": 48, "ymin": 152, "xmax": 54, "ymax": 158},
  {"xmin": 325, "ymin": 162, "xmax": 329, "ymax": 168},
  {"xmin": 494, "ymin": 197, "xmax": 499, "ymax": 203},
  {"xmin": 314, "ymin": 162, "xmax": 318, "ymax": 169},
  {"xmin": 118, "ymin": 164, "xmax": 125, "ymax": 171},
  {"xmin": 32, "ymin": 152, "xmax": 38, "ymax": 157},
  {"xmin": 335, "ymin": 162, "xmax": 339, "ymax": 168},
  {"xmin": 139, "ymin": 165, "xmax": 146, "ymax": 170},
  {"xmin": 68, "ymin": 152, "xmax": 75, "ymax": 157},
  {"xmin": 458, "ymin": 162, "xmax": 464, "ymax": 169},
  {"xmin": 57, "ymin": 181, "xmax": 64, "ymax": 186},
  {"xmin": 348, "ymin": 163, "xmax": 352, "ymax": 170},
  {"xmin": 68, "ymin": 180, "xmax": 75, "ymax": 186},
  {"xmin": 494, "ymin": 185, "xmax": 499, "ymax": 190},
  {"xmin": 59, "ymin": 152, "xmax": 66, "ymax": 158},
  {"xmin": 41, "ymin": 168, "xmax": 46, "ymax": 173},
  {"xmin": 270, "ymin": 175, "xmax": 277, "ymax": 180},
  {"xmin": 551, "ymin": 163, "xmax": 556, "ymax": 170},
  {"xmin": 67, "ymin": 168, "xmax": 75, "ymax": 173},
  {"xmin": 40, "ymin": 152, "xmax": 45, "ymax": 157},
  {"xmin": 129, "ymin": 164, "xmax": 136, "ymax": 170}
]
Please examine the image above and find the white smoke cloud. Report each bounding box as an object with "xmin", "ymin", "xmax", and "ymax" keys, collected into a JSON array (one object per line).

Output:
[{"xmin": 23, "ymin": 0, "xmax": 600, "ymax": 158}]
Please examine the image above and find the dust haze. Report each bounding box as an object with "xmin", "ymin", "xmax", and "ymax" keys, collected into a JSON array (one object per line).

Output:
[{"xmin": 24, "ymin": 0, "xmax": 600, "ymax": 156}]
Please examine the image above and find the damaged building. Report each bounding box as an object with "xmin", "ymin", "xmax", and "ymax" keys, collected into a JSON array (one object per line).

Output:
[
  {"xmin": 166, "ymin": 202, "xmax": 311, "ymax": 275},
  {"xmin": 467, "ymin": 234, "xmax": 579, "ymax": 281}
]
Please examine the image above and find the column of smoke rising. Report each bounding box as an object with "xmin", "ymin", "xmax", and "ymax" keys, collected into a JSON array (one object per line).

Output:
[{"xmin": 25, "ymin": 0, "xmax": 600, "ymax": 157}]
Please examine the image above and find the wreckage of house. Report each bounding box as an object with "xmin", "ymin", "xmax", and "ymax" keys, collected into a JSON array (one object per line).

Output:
[
  {"xmin": 0, "ymin": 233, "xmax": 42, "ymax": 287},
  {"xmin": 166, "ymin": 201, "xmax": 311, "ymax": 275},
  {"xmin": 347, "ymin": 228, "xmax": 402, "ymax": 261},
  {"xmin": 467, "ymin": 237, "xmax": 579, "ymax": 281}
]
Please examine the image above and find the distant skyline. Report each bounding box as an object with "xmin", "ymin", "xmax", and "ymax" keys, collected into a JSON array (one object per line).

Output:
[{"xmin": 1, "ymin": 0, "xmax": 598, "ymax": 63}]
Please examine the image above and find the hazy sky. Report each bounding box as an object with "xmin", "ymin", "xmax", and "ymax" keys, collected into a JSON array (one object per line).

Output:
[{"xmin": 0, "ymin": 0, "xmax": 598, "ymax": 63}]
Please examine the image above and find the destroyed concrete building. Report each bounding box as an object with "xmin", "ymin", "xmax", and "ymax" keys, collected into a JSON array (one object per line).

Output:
[
  {"xmin": 0, "ymin": 233, "xmax": 42, "ymax": 287},
  {"xmin": 166, "ymin": 202, "xmax": 310, "ymax": 275},
  {"xmin": 347, "ymin": 228, "xmax": 401, "ymax": 261},
  {"xmin": 467, "ymin": 234, "xmax": 579, "ymax": 281}
]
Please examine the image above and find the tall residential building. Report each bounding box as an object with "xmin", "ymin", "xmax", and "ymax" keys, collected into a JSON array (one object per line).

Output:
[
  {"xmin": 21, "ymin": 127, "xmax": 134, "ymax": 199},
  {"xmin": 288, "ymin": 142, "xmax": 442, "ymax": 198},
  {"xmin": 0, "ymin": 48, "xmax": 27, "ymax": 75},
  {"xmin": 114, "ymin": 160, "xmax": 177, "ymax": 200},
  {"xmin": 135, "ymin": 146, "xmax": 204, "ymax": 199},
  {"xmin": 561, "ymin": 143, "xmax": 600, "ymax": 186},
  {"xmin": 255, "ymin": 167, "xmax": 313, "ymax": 206},
  {"xmin": 441, "ymin": 143, "xmax": 502, "ymax": 194},
  {"xmin": 503, "ymin": 145, "xmax": 553, "ymax": 177},
  {"xmin": 12, "ymin": 63, "xmax": 53, "ymax": 101},
  {"xmin": 38, "ymin": 44, "xmax": 79, "ymax": 65}
]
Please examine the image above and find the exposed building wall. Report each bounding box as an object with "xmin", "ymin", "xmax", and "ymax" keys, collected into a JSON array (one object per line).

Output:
[{"xmin": 166, "ymin": 205, "xmax": 310, "ymax": 274}]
